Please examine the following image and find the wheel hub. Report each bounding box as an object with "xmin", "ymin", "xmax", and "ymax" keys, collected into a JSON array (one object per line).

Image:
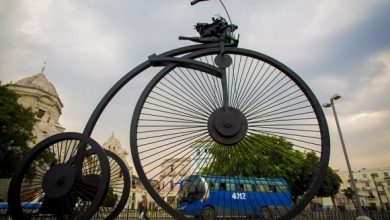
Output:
[
  {"xmin": 208, "ymin": 107, "xmax": 248, "ymax": 145},
  {"xmin": 42, "ymin": 163, "xmax": 76, "ymax": 198}
]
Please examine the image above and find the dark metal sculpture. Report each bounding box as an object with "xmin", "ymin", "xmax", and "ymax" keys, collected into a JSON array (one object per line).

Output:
[
  {"xmin": 8, "ymin": 0, "xmax": 330, "ymax": 219},
  {"xmin": 179, "ymin": 16, "xmax": 238, "ymax": 44},
  {"xmin": 131, "ymin": 1, "xmax": 330, "ymax": 219}
]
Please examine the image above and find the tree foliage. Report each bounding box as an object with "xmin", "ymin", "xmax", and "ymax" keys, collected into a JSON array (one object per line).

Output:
[
  {"xmin": 342, "ymin": 187, "xmax": 357, "ymax": 209},
  {"xmin": 200, "ymin": 133, "xmax": 341, "ymax": 201},
  {"xmin": 317, "ymin": 167, "xmax": 342, "ymax": 198},
  {"xmin": 0, "ymin": 85, "xmax": 35, "ymax": 178},
  {"xmin": 342, "ymin": 187, "xmax": 354, "ymax": 200}
]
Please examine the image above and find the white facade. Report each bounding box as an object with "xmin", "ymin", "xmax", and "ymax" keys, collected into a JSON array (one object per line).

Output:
[
  {"xmin": 336, "ymin": 167, "xmax": 390, "ymax": 210},
  {"xmin": 159, "ymin": 157, "xmax": 191, "ymax": 207}
]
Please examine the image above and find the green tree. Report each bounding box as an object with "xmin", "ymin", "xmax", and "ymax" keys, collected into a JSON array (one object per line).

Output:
[
  {"xmin": 200, "ymin": 134, "xmax": 303, "ymax": 178},
  {"xmin": 317, "ymin": 167, "xmax": 342, "ymax": 207},
  {"xmin": 297, "ymin": 152, "xmax": 342, "ymax": 203},
  {"xmin": 0, "ymin": 85, "xmax": 35, "ymax": 178}
]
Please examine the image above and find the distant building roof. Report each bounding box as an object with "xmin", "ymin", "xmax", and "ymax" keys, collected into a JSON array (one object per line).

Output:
[
  {"xmin": 14, "ymin": 73, "xmax": 60, "ymax": 98},
  {"xmin": 8, "ymin": 73, "xmax": 63, "ymax": 114}
]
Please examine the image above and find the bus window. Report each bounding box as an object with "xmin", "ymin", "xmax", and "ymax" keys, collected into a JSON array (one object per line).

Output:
[
  {"xmin": 244, "ymin": 183, "xmax": 252, "ymax": 192},
  {"xmin": 257, "ymin": 184, "xmax": 267, "ymax": 192},
  {"xmin": 238, "ymin": 182, "xmax": 253, "ymax": 192},
  {"xmin": 275, "ymin": 182, "xmax": 288, "ymax": 192},
  {"xmin": 251, "ymin": 184, "xmax": 257, "ymax": 192},
  {"xmin": 225, "ymin": 178, "xmax": 236, "ymax": 192},
  {"xmin": 209, "ymin": 182, "xmax": 214, "ymax": 190},
  {"xmin": 277, "ymin": 185, "xmax": 287, "ymax": 192},
  {"xmin": 269, "ymin": 185, "xmax": 277, "ymax": 192},
  {"xmin": 238, "ymin": 183, "xmax": 244, "ymax": 192},
  {"xmin": 226, "ymin": 181, "xmax": 235, "ymax": 192},
  {"xmin": 220, "ymin": 182, "xmax": 226, "ymax": 191}
]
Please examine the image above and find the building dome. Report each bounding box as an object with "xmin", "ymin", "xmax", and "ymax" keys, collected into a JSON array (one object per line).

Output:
[
  {"xmin": 9, "ymin": 73, "xmax": 63, "ymax": 113},
  {"xmin": 14, "ymin": 73, "xmax": 60, "ymax": 99}
]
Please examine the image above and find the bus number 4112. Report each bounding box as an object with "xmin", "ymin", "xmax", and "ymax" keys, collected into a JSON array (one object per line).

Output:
[{"xmin": 232, "ymin": 192, "xmax": 246, "ymax": 200}]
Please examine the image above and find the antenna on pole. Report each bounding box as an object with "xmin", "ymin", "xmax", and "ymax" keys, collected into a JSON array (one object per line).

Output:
[
  {"xmin": 41, "ymin": 61, "xmax": 46, "ymax": 74},
  {"xmin": 191, "ymin": 0, "xmax": 233, "ymax": 25},
  {"xmin": 218, "ymin": 0, "xmax": 232, "ymax": 25}
]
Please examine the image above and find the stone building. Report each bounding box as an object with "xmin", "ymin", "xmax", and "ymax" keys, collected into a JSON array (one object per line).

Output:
[
  {"xmin": 103, "ymin": 133, "xmax": 133, "ymax": 176},
  {"xmin": 7, "ymin": 73, "xmax": 65, "ymax": 143},
  {"xmin": 102, "ymin": 133, "xmax": 157, "ymax": 210},
  {"xmin": 336, "ymin": 167, "xmax": 390, "ymax": 210}
]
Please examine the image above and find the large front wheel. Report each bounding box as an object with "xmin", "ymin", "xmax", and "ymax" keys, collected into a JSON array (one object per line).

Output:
[{"xmin": 131, "ymin": 47, "xmax": 330, "ymax": 219}]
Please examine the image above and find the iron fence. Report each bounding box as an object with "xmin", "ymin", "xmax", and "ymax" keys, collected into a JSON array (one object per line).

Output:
[{"xmin": 1, "ymin": 208, "xmax": 390, "ymax": 219}]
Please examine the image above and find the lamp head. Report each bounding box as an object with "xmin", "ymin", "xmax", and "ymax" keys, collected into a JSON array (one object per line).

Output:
[
  {"xmin": 331, "ymin": 94, "xmax": 341, "ymax": 100},
  {"xmin": 322, "ymin": 103, "xmax": 332, "ymax": 108}
]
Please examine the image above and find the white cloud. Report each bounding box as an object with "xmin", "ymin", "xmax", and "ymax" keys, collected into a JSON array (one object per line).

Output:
[{"xmin": 327, "ymin": 51, "xmax": 390, "ymax": 170}]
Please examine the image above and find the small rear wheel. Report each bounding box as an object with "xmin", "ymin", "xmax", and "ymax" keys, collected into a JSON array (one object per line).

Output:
[
  {"xmin": 8, "ymin": 132, "xmax": 110, "ymax": 219},
  {"xmin": 92, "ymin": 150, "xmax": 131, "ymax": 219}
]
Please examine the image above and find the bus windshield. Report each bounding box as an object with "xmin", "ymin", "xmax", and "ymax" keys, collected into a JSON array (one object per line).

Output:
[{"xmin": 178, "ymin": 175, "xmax": 209, "ymax": 202}]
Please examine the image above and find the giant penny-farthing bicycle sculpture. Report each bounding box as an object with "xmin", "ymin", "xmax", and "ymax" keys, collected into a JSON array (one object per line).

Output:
[
  {"xmin": 131, "ymin": 1, "xmax": 329, "ymax": 219},
  {"xmin": 8, "ymin": 0, "xmax": 329, "ymax": 219}
]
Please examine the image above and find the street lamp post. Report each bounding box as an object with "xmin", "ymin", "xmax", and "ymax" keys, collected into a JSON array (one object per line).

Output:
[{"xmin": 322, "ymin": 94, "xmax": 370, "ymax": 219}]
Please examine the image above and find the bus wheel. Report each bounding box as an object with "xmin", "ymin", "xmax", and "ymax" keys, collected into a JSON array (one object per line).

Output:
[
  {"xmin": 259, "ymin": 207, "xmax": 272, "ymax": 219},
  {"xmin": 201, "ymin": 206, "xmax": 215, "ymax": 220}
]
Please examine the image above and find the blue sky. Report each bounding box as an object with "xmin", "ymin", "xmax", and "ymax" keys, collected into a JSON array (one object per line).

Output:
[{"xmin": 1, "ymin": 0, "xmax": 389, "ymax": 171}]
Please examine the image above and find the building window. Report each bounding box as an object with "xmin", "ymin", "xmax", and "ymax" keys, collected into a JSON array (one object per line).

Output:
[
  {"xmin": 37, "ymin": 109, "xmax": 45, "ymax": 119},
  {"xmin": 362, "ymin": 174, "xmax": 367, "ymax": 178},
  {"xmin": 384, "ymin": 172, "xmax": 389, "ymax": 178},
  {"xmin": 365, "ymin": 182, "xmax": 370, "ymax": 187}
]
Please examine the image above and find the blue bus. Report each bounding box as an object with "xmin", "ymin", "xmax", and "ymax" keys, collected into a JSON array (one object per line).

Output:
[
  {"xmin": 176, "ymin": 175, "xmax": 291, "ymax": 219},
  {"xmin": 0, "ymin": 202, "xmax": 42, "ymax": 214}
]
